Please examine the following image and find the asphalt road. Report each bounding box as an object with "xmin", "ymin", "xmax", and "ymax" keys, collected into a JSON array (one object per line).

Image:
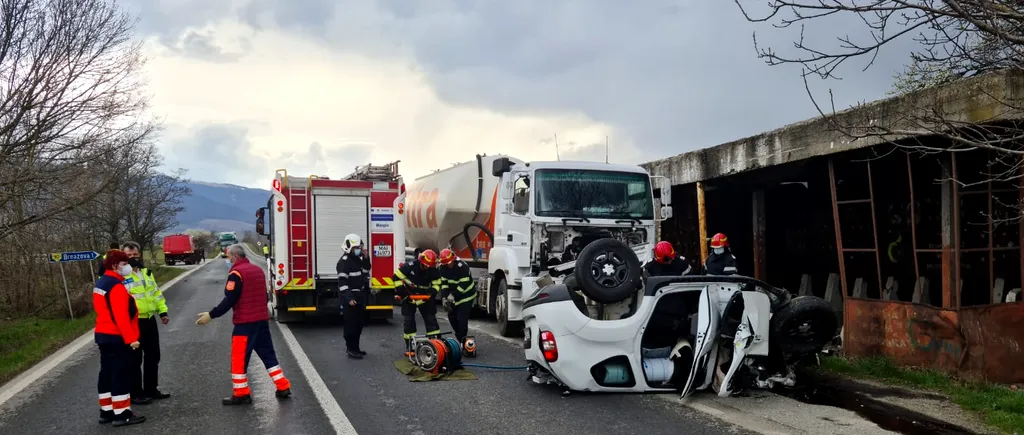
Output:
[{"xmin": 0, "ymin": 258, "xmax": 751, "ymax": 435}]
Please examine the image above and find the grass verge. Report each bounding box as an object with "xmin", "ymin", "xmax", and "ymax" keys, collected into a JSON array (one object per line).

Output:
[
  {"xmin": 0, "ymin": 315, "xmax": 96, "ymax": 385},
  {"xmin": 151, "ymin": 265, "xmax": 187, "ymax": 284},
  {"xmin": 818, "ymin": 355, "xmax": 1024, "ymax": 434}
]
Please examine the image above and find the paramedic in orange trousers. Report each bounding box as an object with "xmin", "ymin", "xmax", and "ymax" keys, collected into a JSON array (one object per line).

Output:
[
  {"xmin": 94, "ymin": 249, "xmax": 146, "ymax": 427},
  {"xmin": 195, "ymin": 244, "xmax": 293, "ymax": 405}
]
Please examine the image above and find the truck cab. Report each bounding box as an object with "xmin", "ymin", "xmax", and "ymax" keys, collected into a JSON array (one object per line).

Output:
[{"xmin": 485, "ymin": 157, "xmax": 673, "ymax": 335}]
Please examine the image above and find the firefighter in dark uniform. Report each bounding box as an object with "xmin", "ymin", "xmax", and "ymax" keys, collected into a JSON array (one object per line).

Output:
[
  {"xmin": 645, "ymin": 241, "xmax": 693, "ymax": 276},
  {"xmin": 393, "ymin": 249, "xmax": 442, "ymax": 356},
  {"xmin": 703, "ymin": 233, "xmax": 739, "ymax": 276},
  {"xmin": 438, "ymin": 248, "xmax": 477, "ymax": 357},
  {"xmin": 337, "ymin": 233, "xmax": 370, "ymax": 359},
  {"xmin": 195, "ymin": 244, "xmax": 292, "ymax": 405},
  {"xmin": 560, "ymin": 237, "xmax": 583, "ymax": 263},
  {"xmin": 94, "ymin": 249, "xmax": 147, "ymax": 427}
]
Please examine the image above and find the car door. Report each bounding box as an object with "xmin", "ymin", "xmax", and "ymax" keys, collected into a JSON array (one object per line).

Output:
[{"xmin": 680, "ymin": 285, "xmax": 721, "ymax": 399}]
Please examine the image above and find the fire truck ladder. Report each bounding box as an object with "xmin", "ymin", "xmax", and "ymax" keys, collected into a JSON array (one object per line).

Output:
[
  {"xmin": 343, "ymin": 161, "xmax": 401, "ymax": 181},
  {"xmin": 288, "ymin": 177, "xmax": 311, "ymax": 282}
]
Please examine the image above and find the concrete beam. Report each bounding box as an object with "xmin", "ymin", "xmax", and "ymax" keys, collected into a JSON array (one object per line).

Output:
[{"xmin": 642, "ymin": 69, "xmax": 1024, "ymax": 186}]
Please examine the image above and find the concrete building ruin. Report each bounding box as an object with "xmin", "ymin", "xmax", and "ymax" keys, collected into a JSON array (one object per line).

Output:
[{"xmin": 642, "ymin": 69, "xmax": 1024, "ymax": 384}]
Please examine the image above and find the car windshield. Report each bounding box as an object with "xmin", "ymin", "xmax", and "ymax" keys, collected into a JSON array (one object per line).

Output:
[{"xmin": 534, "ymin": 169, "xmax": 654, "ymax": 220}]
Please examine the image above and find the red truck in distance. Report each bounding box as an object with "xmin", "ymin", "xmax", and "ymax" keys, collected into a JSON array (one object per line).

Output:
[{"xmin": 162, "ymin": 234, "xmax": 199, "ymax": 265}]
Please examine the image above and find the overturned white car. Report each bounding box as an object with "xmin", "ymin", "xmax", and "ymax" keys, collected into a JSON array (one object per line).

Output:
[{"xmin": 522, "ymin": 238, "xmax": 838, "ymax": 398}]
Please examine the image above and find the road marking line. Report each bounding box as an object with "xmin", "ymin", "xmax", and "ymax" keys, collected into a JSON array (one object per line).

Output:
[
  {"xmin": 276, "ymin": 322, "xmax": 358, "ymax": 435},
  {"xmin": 0, "ymin": 260, "xmax": 215, "ymax": 408}
]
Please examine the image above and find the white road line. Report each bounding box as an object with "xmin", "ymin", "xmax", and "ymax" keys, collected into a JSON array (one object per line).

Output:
[
  {"xmin": 0, "ymin": 260, "xmax": 215, "ymax": 408},
  {"xmin": 276, "ymin": 322, "xmax": 358, "ymax": 435}
]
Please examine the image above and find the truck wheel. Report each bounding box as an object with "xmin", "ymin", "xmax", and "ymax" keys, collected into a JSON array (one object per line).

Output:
[
  {"xmin": 769, "ymin": 296, "xmax": 838, "ymax": 356},
  {"xmin": 573, "ymin": 238, "xmax": 642, "ymax": 304},
  {"xmin": 494, "ymin": 278, "xmax": 523, "ymax": 337}
]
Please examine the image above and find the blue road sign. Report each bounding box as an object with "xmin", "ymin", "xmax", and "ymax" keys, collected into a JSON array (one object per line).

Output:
[{"xmin": 49, "ymin": 251, "xmax": 100, "ymax": 263}]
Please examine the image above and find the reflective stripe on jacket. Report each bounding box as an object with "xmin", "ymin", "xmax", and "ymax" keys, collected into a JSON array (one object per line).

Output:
[{"xmin": 124, "ymin": 268, "xmax": 167, "ymax": 318}]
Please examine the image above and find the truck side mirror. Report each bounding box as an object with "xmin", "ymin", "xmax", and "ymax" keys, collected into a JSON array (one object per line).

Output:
[
  {"xmin": 659, "ymin": 205, "xmax": 673, "ymax": 221},
  {"xmin": 492, "ymin": 157, "xmax": 514, "ymax": 177},
  {"xmin": 256, "ymin": 217, "xmax": 265, "ymax": 235},
  {"xmin": 256, "ymin": 208, "xmax": 265, "ymax": 219},
  {"xmin": 651, "ymin": 176, "xmax": 672, "ymax": 206}
]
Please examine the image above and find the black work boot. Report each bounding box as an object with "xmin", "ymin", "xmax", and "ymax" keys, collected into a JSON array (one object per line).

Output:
[
  {"xmin": 346, "ymin": 349, "xmax": 363, "ymax": 359},
  {"xmin": 222, "ymin": 395, "xmax": 253, "ymax": 406},
  {"xmin": 131, "ymin": 396, "xmax": 152, "ymax": 405},
  {"xmin": 111, "ymin": 411, "xmax": 146, "ymax": 427},
  {"xmin": 147, "ymin": 389, "xmax": 171, "ymax": 400},
  {"xmin": 275, "ymin": 388, "xmax": 292, "ymax": 399},
  {"xmin": 98, "ymin": 410, "xmax": 115, "ymax": 424},
  {"xmin": 357, "ymin": 349, "xmax": 367, "ymax": 356}
]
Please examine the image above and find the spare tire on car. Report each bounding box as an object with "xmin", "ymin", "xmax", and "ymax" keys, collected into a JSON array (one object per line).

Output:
[
  {"xmin": 573, "ymin": 238, "xmax": 642, "ymax": 304},
  {"xmin": 769, "ymin": 296, "xmax": 839, "ymax": 356}
]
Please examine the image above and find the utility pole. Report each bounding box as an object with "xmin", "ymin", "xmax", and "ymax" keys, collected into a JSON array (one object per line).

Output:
[
  {"xmin": 605, "ymin": 136, "xmax": 609, "ymax": 163},
  {"xmin": 554, "ymin": 134, "xmax": 561, "ymax": 161}
]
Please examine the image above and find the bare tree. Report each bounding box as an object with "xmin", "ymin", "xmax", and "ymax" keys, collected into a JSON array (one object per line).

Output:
[
  {"xmin": 123, "ymin": 155, "xmax": 192, "ymax": 250},
  {"xmin": 0, "ymin": 0, "xmax": 158, "ymax": 241},
  {"xmin": 733, "ymin": 1, "xmax": 1024, "ymax": 164},
  {"xmin": 185, "ymin": 229, "xmax": 215, "ymax": 250}
]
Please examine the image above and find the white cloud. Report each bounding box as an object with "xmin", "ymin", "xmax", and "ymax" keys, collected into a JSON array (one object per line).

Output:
[{"xmin": 144, "ymin": 20, "xmax": 642, "ymax": 188}]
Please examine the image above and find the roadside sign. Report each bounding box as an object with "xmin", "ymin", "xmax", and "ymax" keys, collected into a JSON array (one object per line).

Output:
[
  {"xmin": 48, "ymin": 250, "xmax": 99, "ymax": 320},
  {"xmin": 49, "ymin": 251, "xmax": 99, "ymax": 263}
]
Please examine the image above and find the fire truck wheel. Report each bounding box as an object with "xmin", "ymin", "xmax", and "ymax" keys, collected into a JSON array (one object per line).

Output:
[{"xmin": 573, "ymin": 238, "xmax": 642, "ymax": 304}]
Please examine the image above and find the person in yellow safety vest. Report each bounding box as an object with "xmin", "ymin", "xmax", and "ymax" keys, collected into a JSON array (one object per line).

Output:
[
  {"xmin": 262, "ymin": 245, "xmax": 269, "ymax": 256},
  {"xmin": 120, "ymin": 242, "xmax": 171, "ymax": 404},
  {"xmin": 438, "ymin": 248, "xmax": 477, "ymax": 357},
  {"xmin": 393, "ymin": 249, "xmax": 442, "ymax": 357}
]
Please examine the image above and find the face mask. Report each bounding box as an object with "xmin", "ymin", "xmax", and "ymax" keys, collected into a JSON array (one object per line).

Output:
[
  {"xmin": 117, "ymin": 264, "xmax": 133, "ymax": 277},
  {"xmin": 353, "ymin": 248, "xmax": 362, "ymax": 257},
  {"xmin": 128, "ymin": 258, "xmax": 143, "ymax": 270},
  {"xmin": 713, "ymin": 247, "xmax": 725, "ymax": 255},
  {"xmin": 225, "ymin": 258, "xmax": 232, "ymax": 267}
]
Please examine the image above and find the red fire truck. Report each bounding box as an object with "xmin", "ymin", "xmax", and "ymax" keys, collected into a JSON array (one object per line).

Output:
[{"xmin": 255, "ymin": 161, "xmax": 406, "ymax": 323}]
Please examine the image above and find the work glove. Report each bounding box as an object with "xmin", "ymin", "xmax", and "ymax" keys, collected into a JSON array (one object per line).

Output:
[
  {"xmin": 195, "ymin": 312, "xmax": 212, "ymax": 325},
  {"xmin": 442, "ymin": 295, "xmax": 454, "ymax": 311}
]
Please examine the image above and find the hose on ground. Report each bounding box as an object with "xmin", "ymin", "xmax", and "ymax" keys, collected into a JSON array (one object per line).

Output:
[{"xmin": 461, "ymin": 363, "xmax": 529, "ymax": 370}]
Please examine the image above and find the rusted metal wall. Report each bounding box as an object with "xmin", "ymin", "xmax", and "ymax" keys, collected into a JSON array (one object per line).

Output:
[{"xmin": 844, "ymin": 298, "xmax": 1024, "ymax": 383}]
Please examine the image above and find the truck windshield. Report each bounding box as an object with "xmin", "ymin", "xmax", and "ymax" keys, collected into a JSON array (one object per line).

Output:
[{"xmin": 534, "ymin": 169, "xmax": 654, "ymax": 220}]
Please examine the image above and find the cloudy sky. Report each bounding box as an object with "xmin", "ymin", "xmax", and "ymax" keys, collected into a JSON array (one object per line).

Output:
[{"xmin": 125, "ymin": 0, "xmax": 913, "ymax": 189}]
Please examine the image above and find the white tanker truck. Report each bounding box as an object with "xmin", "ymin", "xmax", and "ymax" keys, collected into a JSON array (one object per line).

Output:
[{"xmin": 404, "ymin": 154, "xmax": 673, "ymax": 337}]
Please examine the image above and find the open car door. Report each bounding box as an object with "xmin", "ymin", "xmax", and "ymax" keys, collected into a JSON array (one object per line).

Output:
[
  {"xmin": 680, "ymin": 285, "xmax": 721, "ymax": 400},
  {"xmin": 715, "ymin": 291, "xmax": 772, "ymax": 397}
]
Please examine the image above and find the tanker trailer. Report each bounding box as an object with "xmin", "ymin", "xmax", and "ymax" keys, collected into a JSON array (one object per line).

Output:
[{"xmin": 404, "ymin": 154, "xmax": 673, "ymax": 337}]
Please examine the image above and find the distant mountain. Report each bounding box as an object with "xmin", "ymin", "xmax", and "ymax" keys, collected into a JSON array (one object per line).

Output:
[{"xmin": 171, "ymin": 181, "xmax": 270, "ymax": 234}]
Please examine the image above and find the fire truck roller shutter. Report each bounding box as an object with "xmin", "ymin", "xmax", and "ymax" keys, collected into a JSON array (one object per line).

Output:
[{"xmin": 313, "ymin": 195, "xmax": 369, "ymax": 279}]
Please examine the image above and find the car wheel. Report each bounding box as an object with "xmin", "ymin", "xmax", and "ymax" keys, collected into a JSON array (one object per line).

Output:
[
  {"xmin": 573, "ymin": 238, "xmax": 642, "ymax": 304},
  {"xmin": 769, "ymin": 296, "xmax": 839, "ymax": 356},
  {"xmin": 494, "ymin": 278, "xmax": 523, "ymax": 337}
]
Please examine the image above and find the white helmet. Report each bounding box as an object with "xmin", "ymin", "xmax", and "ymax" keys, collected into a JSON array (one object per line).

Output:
[{"xmin": 343, "ymin": 233, "xmax": 362, "ymax": 252}]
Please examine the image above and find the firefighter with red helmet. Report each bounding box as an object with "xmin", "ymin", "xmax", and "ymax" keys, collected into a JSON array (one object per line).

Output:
[
  {"xmin": 644, "ymin": 241, "xmax": 692, "ymax": 276},
  {"xmin": 393, "ymin": 249, "xmax": 443, "ymax": 356},
  {"xmin": 438, "ymin": 248, "xmax": 477, "ymax": 357},
  {"xmin": 703, "ymin": 233, "xmax": 738, "ymax": 276}
]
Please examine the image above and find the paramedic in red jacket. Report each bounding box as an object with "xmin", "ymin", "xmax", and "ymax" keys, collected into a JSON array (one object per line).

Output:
[
  {"xmin": 93, "ymin": 249, "xmax": 147, "ymax": 427},
  {"xmin": 195, "ymin": 244, "xmax": 292, "ymax": 405}
]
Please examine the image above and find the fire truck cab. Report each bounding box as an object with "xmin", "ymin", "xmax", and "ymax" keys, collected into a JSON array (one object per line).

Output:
[{"xmin": 256, "ymin": 162, "xmax": 406, "ymax": 323}]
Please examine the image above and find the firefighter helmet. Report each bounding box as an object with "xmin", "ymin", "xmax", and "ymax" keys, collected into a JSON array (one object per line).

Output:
[
  {"xmin": 439, "ymin": 248, "xmax": 456, "ymax": 266},
  {"xmin": 710, "ymin": 233, "xmax": 729, "ymax": 249},
  {"xmin": 419, "ymin": 249, "xmax": 439, "ymax": 268},
  {"xmin": 343, "ymin": 233, "xmax": 362, "ymax": 252},
  {"xmin": 653, "ymin": 241, "xmax": 676, "ymax": 263}
]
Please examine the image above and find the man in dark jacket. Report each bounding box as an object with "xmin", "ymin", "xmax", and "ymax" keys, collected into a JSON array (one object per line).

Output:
[
  {"xmin": 393, "ymin": 249, "xmax": 441, "ymax": 357},
  {"xmin": 645, "ymin": 241, "xmax": 693, "ymax": 277},
  {"xmin": 702, "ymin": 233, "xmax": 739, "ymax": 276},
  {"xmin": 195, "ymin": 244, "xmax": 292, "ymax": 405},
  {"xmin": 438, "ymin": 248, "xmax": 477, "ymax": 356},
  {"xmin": 337, "ymin": 233, "xmax": 370, "ymax": 359}
]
